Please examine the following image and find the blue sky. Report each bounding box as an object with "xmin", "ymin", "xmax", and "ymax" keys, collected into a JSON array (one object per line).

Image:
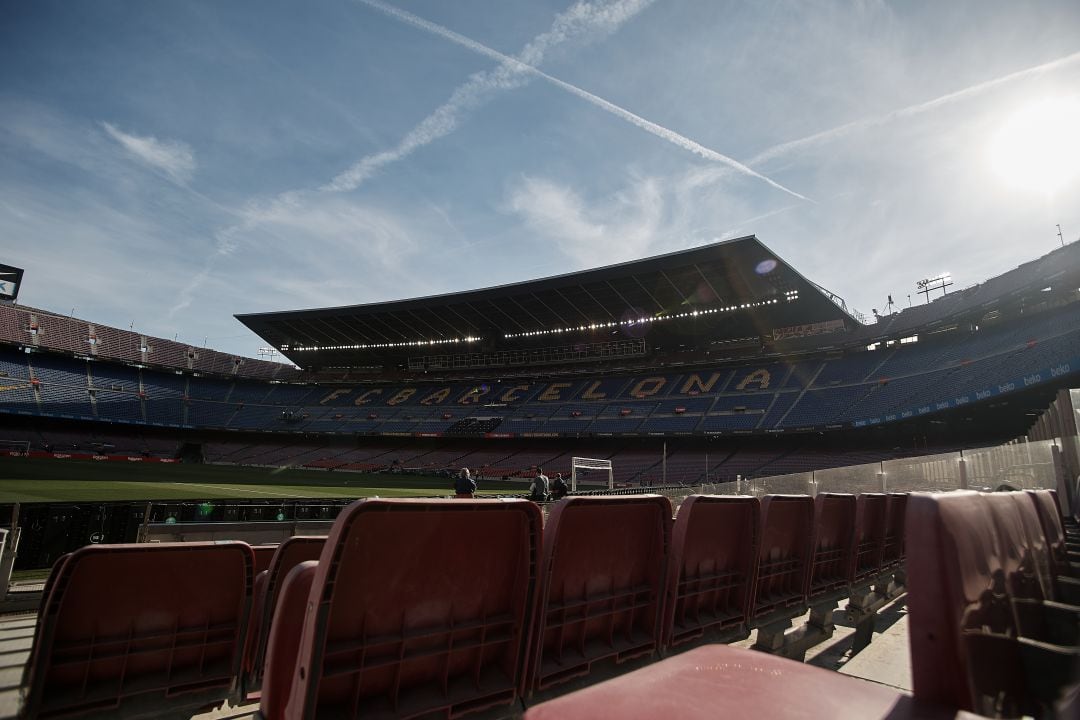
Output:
[{"xmin": 2, "ymin": 0, "xmax": 1079, "ymax": 359}]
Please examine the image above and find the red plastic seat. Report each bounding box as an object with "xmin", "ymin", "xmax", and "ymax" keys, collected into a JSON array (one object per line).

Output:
[
  {"xmin": 528, "ymin": 495, "xmax": 672, "ymax": 693},
  {"xmin": 1006, "ymin": 492, "xmax": 1058, "ymax": 602},
  {"xmin": 663, "ymin": 495, "xmax": 758, "ymax": 648},
  {"xmin": 23, "ymin": 541, "xmax": 254, "ymax": 719},
  {"xmin": 850, "ymin": 493, "xmax": 888, "ymax": 585},
  {"xmin": 1028, "ymin": 489, "xmax": 1075, "ymax": 573},
  {"xmin": 522, "ymin": 644, "xmax": 973, "ymax": 720},
  {"xmin": 23, "ymin": 553, "xmax": 70, "ymax": 688},
  {"xmin": 243, "ymin": 536, "xmax": 326, "ymax": 693},
  {"xmin": 259, "ymin": 561, "xmax": 318, "ymax": 720},
  {"xmin": 265, "ymin": 499, "xmax": 542, "ymax": 720},
  {"xmin": 881, "ymin": 492, "xmax": 908, "ymax": 570},
  {"xmin": 907, "ymin": 491, "xmax": 1078, "ymax": 716},
  {"xmin": 750, "ymin": 495, "xmax": 813, "ymax": 626},
  {"xmin": 252, "ymin": 544, "xmax": 278, "ymax": 575},
  {"xmin": 807, "ymin": 493, "xmax": 856, "ymax": 603}
]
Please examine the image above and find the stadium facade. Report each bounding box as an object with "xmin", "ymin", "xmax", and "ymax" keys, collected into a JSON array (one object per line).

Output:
[{"xmin": 0, "ymin": 235, "xmax": 1076, "ymax": 443}]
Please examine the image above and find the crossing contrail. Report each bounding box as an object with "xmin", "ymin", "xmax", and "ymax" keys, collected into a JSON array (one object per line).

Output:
[
  {"xmin": 327, "ymin": 0, "xmax": 661, "ymax": 191},
  {"xmin": 171, "ymin": 0, "xmax": 660, "ymax": 316},
  {"xmin": 356, "ymin": 0, "xmax": 810, "ymax": 202}
]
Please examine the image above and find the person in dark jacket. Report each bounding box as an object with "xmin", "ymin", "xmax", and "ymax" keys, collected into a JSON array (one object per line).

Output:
[
  {"xmin": 455, "ymin": 467, "xmax": 477, "ymax": 498},
  {"xmin": 551, "ymin": 472, "xmax": 569, "ymax": 500}
]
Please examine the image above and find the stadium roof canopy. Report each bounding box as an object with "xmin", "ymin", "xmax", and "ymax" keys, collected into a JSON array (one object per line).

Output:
[{"xmin": 237, "ymin": 235, "xmax": 856, "ymax": 369}]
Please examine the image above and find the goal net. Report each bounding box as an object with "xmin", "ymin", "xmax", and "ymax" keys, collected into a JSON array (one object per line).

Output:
[
  {"xmin": 570, "ymin": 456, "xmax": 613, "ymax": 491},
  {"xmin": 0, "ymin": 440, "xmax": 30, "ymax": 456}
]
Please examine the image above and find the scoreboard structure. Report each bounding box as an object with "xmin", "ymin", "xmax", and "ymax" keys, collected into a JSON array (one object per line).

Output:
[{"xmin": 0, "ymin": 264, "xmax": 23, "ymax": 303}]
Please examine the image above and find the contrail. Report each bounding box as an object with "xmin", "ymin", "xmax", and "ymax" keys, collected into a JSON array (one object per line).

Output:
[
  {"xmin": 356, "ymin": 0, "xmax": 810, "ymax": 202},
  {"xmin": 749, "ymin": 49, "xmax": 1080, "ymax": 166},
  {"xmin": 171, "ymin": 0, "xmax": 658, "ymax": 317},
  {"xmin": 326, "ymin": 0, "xmax": 659, "ymax": 192}
]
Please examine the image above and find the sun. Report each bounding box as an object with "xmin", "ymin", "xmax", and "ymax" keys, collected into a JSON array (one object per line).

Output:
[{"xmin": 989, "ymin": 96, "xmax": 1080, "ymax": 195}]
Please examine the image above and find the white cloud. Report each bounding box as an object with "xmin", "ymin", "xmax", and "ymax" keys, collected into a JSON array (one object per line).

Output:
[
  {"xmin": 507, "ymin": 175, "xmax": 664, "ymax": 267},
  {"xmin": 101, "ymin": 122, "xmax": 196, "ymax": 184}
]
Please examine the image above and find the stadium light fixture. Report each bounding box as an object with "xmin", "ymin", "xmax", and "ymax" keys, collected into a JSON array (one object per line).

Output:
[
  {"xmin": 501, "ymin": 294, "xmax": 795, "ymax": 338},
  {"xmin": 289, "ymin": 336, "xmax": 482, "ymax": 352}
]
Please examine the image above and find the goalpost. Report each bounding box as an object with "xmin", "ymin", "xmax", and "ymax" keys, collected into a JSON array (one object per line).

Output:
[
  {"xmin": 570, "ymin": 456, "xmax": 614, "ymax": 491},
  {"xmin": 0, "ymin": 440, "xmax": 30, "ymax": 456}
]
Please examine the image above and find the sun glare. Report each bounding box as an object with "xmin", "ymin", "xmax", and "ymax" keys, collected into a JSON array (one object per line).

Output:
[{"xmin": 990, "ymin": 96, "xmax": 1080, "ymax": 195}]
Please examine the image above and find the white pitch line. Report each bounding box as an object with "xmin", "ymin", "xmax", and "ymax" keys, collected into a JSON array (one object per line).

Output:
[{"xmin": 161, "ymin": 482, "xmax": 302, "ymax": 497}]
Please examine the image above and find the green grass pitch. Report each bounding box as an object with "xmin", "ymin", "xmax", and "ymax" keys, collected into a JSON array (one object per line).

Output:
[{"xmin": 0, "ymin": 457, "xmax": 532, "ymax": 503}]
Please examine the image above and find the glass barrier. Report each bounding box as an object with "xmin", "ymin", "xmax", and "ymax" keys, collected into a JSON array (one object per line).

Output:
[
  {"xmin": 881, "ymin": 451, "xmax": 962, "ymax": 492},
  {"xmin": 814, "ymin": 462, "xmax": 882, "ymax": 495},
  {"xmin": 962, "ymin": 440, "xmax": 1058, "ymax": 491},
  {"xmin": 748, "ymin": 472, "xmax": 815, "ymax": 497}
]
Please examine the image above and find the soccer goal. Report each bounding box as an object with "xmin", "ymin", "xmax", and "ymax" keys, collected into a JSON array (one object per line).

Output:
[
  {"xmin": 570, "ymin": 456, "xmax": 614, "ymax": 491},
  {"xmin": 0, "ymin": 440, "xmax": 30, "ymax": 456}
]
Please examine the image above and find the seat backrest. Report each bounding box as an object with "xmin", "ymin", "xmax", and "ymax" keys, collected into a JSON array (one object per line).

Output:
[
  {"xmin": 807, "ymin": 493, "xmax": 856, "ymax": 601},
  {"xmin": 23, "ymin": 552, "xmax": 70, "ymax": 688},
  {"xmin": 1047, "ymin": 488, "xmax": 1065, "ymax": 526},
  {"xmin": 850, "ymin": 493, "xmax": 888, "ymax": 584},
  {"xmin": 1006, "ymin": 492, "xmax": 1055, "ymax": 602},
  {"xmin": 24, "ymin": 541, "xmax": 254, "ymax": 719},
  {"xmin": 1027, "ymin": 489, "xmax": 1068, "ymax": 571},
  {"xmin": 246, "ymin": 537, "xmax": 326, "ymax": 686},
  {"xmin": 529, "ymin": 495, "xmax": 672, "ymax": 693},
  {"xmin": 664, "ymin": 495, "xmax": 758, "ymax": 648},
  {"xmin": 907, "ymin": 492, "xmax": 1027, "ymax": 716},
  {"xmin": 260, "ymin": 561, "xmax": 318, "ymax": 720},
  {"xmin": 982, "ymin": 493, "xmax": 1046, "ymax": 603},
  {"xmin": 284, "ymin": 499, "xmax": 542, "ymax": 719},
  {"xmin": 751, "ymin": 495, "xmax": 814, "ymax": 622},
  {"xmin": 252, "ymin": 544, "xmax": 278, "ymax": 575},
  {"xmin": 881, "ymin": 493, "xmax": 908, "ymax": 569},
  {"xmin": 243, "ymin": 570, "xmax": 269, "ymax": 677}
]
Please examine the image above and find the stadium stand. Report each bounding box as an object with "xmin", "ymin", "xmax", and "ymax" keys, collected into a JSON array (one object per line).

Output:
[
  {"xmin": 3, "ymin": 234, "xmax": 1080, "ymax": 720},
  {"xmin": 5, "ymin": 298, "xmax": 1076, "ymax": 438}
]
